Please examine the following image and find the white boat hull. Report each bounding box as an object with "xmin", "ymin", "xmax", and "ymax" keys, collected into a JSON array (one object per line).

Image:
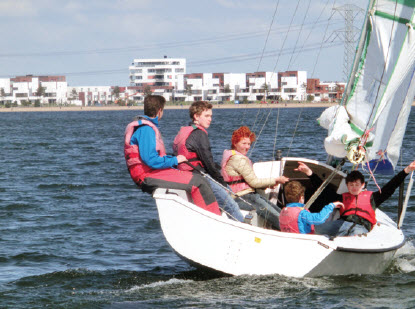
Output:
[
  {"xmin": 153, "ymin": 158, "xmax": 405, "ymax": 277},
  {"xmin": 154, "ymin": 190, "xmax": 404, "ymax": 278}
]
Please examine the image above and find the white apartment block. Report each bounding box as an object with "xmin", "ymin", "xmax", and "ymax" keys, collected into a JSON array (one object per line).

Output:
[
  {"xmin": 178, "ymin": 71, "xmax": 307, "ymax": 102},
  {"xmin": 279, "ymin": 71, "xmax": 307, "ymax": 101},
  {"xmin": 129, "ymin": 57, "xmax": 186, "ymax": 101},
  {"xmin": 68, "ymin": 86, "xmax": 114, "ymax": 106},
  {"xmin": 125, "ymin": 58, "xmax": 310, "ymax": 102},
  {"xmin": 0, "ymin": 75, "xmax": 67, "ymax": 105}
]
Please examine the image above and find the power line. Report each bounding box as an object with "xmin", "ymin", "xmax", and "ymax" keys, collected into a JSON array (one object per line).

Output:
[
  {"xmin": 0, "ymin": 19, "xmax": 342, "ymax": 58},
  {"xmin": 3, "ymin": 40, "xmax": 342, "ymax": 78}
]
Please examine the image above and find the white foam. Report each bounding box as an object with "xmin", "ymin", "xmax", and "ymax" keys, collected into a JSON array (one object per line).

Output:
[
  {"xmin": 396, "ymin": 240, "xmax": 415, "ymax": 256},
  {"xmin": 395, "ymin": 257, "xmax": 415, "ymax": 273},
  {"xmin": 127, "ymin": 278, "xmax": 193, "ymax": 292}
]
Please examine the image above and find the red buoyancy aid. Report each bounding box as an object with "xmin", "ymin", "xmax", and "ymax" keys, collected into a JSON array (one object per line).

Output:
[
  {"xmin": 124, "ymin": 117, "xmax": 166, "ymax": 181},
  {"xmin": 172, "ymin": 124, "xmax": 207, "ymax": 171},
  {"xmin": 220, "ymin": 149, "xmax": 252, "ymax": 193},
  {"xmin": 279, "ymin": 206, "xmax": 315, "ymax": 234},
  {"xmin": 341, "ymin": 191, "xmax": 377, "ymax": 228}
]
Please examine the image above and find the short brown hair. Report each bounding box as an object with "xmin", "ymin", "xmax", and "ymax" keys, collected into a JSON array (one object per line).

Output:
[
  {"xmin": 231, "ymin": 126, "xmax": 256, "ymax": 149},
  {"xmin": 144, "ymin": 95, "xmax": 166, "ymax": 117},
  {"xmin": 189, "ymin": 101, "xmax": 212, "ymax": 120},
  {"xmin": 284, "ymin": 181, "xmax": 305, "ymax": 203}
]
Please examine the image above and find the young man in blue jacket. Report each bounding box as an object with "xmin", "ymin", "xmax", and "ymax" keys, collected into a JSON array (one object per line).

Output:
[{"xmin": 124, "ymin": 95, "xmax": 220, "ymax": 215}]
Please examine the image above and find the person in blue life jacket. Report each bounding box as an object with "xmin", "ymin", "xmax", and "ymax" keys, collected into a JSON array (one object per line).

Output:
[
  {"xmin": 280, "ymin": 178, "xmax": 343, "ymax": 234},
  {"xmin": 124, "ymin": 95, "xmax": 221, "ymax": 215}
]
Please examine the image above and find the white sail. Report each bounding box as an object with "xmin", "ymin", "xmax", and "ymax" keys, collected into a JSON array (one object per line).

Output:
[{"xmin": 323, "ymin": 0, "xmax": 415, "ymax": 173}]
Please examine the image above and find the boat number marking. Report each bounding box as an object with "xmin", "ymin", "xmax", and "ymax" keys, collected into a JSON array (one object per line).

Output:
[{"xmin": 318, "ymin": 241, "xmax": 329, "ymax": 249}]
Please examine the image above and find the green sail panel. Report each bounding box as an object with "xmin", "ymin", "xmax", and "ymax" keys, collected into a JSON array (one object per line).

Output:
[{"xmin": 324, "ymin": 0, "xmax": 415, "ymax": 171}]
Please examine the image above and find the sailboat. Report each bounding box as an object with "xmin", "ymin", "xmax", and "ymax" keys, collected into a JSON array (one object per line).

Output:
[{"xmin": 153, "ymin": 0, "xmax": 415, "ymax": 277}]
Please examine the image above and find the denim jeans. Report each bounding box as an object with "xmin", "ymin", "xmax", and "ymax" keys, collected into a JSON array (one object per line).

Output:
[
  {"xmin": 207, "ymin": 178, "xmax": 244, "ymax": 222},
  {"xmin": 314, "ymin": 219, "xmax": 369, "ymax": 236},
  {"xmin": 236, "ymin": 193, "xmax": 281, "ymax": 230}
]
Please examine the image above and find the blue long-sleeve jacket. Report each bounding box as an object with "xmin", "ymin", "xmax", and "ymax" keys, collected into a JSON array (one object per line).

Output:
[
  {"xmin": 286, "ymin": 202, "xmax": 335, "ymax": 234},
  {"xmin": 130, "ymin": 116, "xmax": 178, "ymax": 169}
]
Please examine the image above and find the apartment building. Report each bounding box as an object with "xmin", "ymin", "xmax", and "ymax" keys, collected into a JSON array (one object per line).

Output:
[
  {"xmin": 179, "ymin": 71, "xmax": 306, "ymax": 102},
  {"xmin": 307, "ymin": 79, "xmax": 346, "ymax": 102},
  {"xmin": 129, "ymin": 57, "xmax": 186, "ymax": 100},
  {"xmin": 68, "ymin": 86, "xmax": 114, "ymax": 106},
  {"xmin": 126, "ymin": 58, "xmax": 325, "ymax": 102},
  {"xmin": 0, "ymin": 75, "xmax": 67, "ymax": 105},
  {"xmin": 278, "ymin": 71, "xmax": 307, "ymax": 101}
]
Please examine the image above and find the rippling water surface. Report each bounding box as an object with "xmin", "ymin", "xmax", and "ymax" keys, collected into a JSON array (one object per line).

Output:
[{"xmin": 1, "ymin": 107, "xmax": 414, "ymax": 308}]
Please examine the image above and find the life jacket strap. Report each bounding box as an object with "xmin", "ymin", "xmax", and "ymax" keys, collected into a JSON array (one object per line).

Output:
[{"xmin": 227, "ymin": 179, "xmax": 246, "ymax": 185}]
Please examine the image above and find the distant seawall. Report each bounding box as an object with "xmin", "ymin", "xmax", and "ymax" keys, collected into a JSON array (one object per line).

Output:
[
  {"xmin": 0, "ymin": 102, "xmax": 338, "ymax": 112},
  {"xmin": 1, "ymin": 102, "xmax": 415, "ymax": 112}
]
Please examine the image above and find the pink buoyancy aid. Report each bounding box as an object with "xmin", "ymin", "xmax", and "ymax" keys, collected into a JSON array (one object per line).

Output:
[
  {"xmin": 172, "ymin": 124, "xmax": 207, "ymax": 171},
  {"xmin": 279, "ymin": 206, "xmax": 315, "ymax": 234},
  {"xmin": 124, "ymin": 117, "xmax": 166, "ymax": 180},
  {"xmin": 279, "ymin": 206, "xmax": 303, "ymax": 233},
  {"xmin": 220, "ymin": 149, "xmax": 252, "ymax": 193}
]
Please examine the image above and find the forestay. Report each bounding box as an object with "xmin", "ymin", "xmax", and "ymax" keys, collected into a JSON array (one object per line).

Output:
[{"xmin": 321, "ymin": 0, "xmax": 415, "ymax": 173}]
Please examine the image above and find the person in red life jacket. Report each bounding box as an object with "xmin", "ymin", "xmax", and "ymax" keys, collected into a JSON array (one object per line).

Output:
[
  {"xmin": 280, "ymin": 181, "xmax": 343, "ymax": 234},
  {"xmin": 124, "ymin": 95, "xmax": 220, "ymax": 215},
  {"xmin": 221, "ymin": 126, "xmax": 289, "ymax": 230},
  {"xmin": 299, "ymin": 160, "xmax": 415, "ymax": 236},
  {"xmin": 173, "ymin": 101, "xmax": 244, "ymax": 222}
]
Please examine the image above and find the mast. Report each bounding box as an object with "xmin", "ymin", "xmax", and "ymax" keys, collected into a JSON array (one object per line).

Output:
[{"xmin": 341, "ymin": 0, "xmax": 376, "ymax": 106}]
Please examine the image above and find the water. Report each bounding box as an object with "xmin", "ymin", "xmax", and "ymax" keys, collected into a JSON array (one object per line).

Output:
[{"xmin": 0, "ymin": 107, "xmax": 414, "ymax": 308}]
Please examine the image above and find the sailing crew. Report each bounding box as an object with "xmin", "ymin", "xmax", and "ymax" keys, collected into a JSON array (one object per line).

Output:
[
  {"xmin": 280, "ymin": 180, "xmax": 343, "ymax": 234},
  {"xmin": 173, "ymin": 101, "xmax": 244, "ymax": 222},
  {"xmin": 221, "ymin": 126, "xmax": 289, "ymax": 230},
  {"xmin": 124, "ymin": 95, "xmax": 220, "ymax": 215},
  {"xmin": 298, "ymin": 160, "xmax": 415, "ymax": 236}
]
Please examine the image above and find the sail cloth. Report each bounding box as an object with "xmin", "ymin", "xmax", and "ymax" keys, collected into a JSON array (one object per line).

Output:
[{"xmin": 321, "ymin": 0, "xmax": 415, "ymax": 174}]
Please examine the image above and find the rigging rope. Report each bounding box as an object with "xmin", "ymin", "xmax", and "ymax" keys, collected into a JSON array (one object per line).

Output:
[
  {"xmin": 286, "ymin": 0, "xmax": 338, "ymax": 157},
  {"xmin": 286, "ymin": 0, "xmax": 312, "ymax": 71},
  {"xmin": 187, "ymin": 162, "xmax": 279, "ymax": 228},
  {"xmin": 248, "ymin": 109, "xmax": 273, "ymax": 156},
  {"xmin": 291, "ymin": 0, "xmax": 333, "ymax": 66},
  {"xmin": 272, "ymin": 107, "xmax": 281, "ymax": 160},
  {"xmin": 304, "ymin": 158, "xmax": 346, "ymax": 210}
]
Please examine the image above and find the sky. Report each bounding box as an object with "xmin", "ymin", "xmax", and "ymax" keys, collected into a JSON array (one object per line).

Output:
[{"xmin": 0, "ymin": 0, "xmax": 369, "ymax": 86}]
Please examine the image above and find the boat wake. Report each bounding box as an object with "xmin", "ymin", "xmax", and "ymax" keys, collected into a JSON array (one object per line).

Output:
[
  {"xmin": 126, "ymin": 278, "xmax": 193, "ymax": 292},
  {"xmin": 394, "ymin": 240, "xmax": 415, "ymax": 273}
]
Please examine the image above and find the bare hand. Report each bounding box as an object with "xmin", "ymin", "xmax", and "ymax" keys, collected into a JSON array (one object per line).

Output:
[
  {"xmin": 294, "ymin": 162, "xmax": 312, "ymax": 176},
  {"xmin": 275, "ymin": 176, "xmax": 289, "ymax": 184},
  {"xmin": 333, "ymin": 201, "xmax": 344, "ymax": 209},
  {"xmin": 177, "ymin": 155, "xmax": 188, "ymax": 164},
  {"xmin": 404, "ymin": 160, "xmax": 415, "ymax": 174}
]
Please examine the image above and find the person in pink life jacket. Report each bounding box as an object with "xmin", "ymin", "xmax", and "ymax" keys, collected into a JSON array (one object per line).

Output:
[
  {"xmin": 124, "ymin": 95, "xmax": 220, "ymax": 215},
  {"xmin": 173, "ymin": 101, "xmax": 245, "ymax": 222},
  {"xmin": 221, "ymin": 126, "xmax": 289, "ymax": 229},
  {"xmin": 280, "ymin": 180, "xmax": 344, "ymax": 234}
]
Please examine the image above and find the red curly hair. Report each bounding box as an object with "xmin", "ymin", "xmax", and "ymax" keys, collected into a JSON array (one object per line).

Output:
[{"xmin": 231, "ymin": 126, "xmax": 256, "ymax": 149}]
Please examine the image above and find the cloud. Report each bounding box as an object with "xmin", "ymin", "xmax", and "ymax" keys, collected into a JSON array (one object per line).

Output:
[
  {"xmin": 215, "ymin": 0, "xmax": 273, "ymax": 10},
  {"xmin": 0, "ymin": 0, "xmax": 38, "ymax": 17}
]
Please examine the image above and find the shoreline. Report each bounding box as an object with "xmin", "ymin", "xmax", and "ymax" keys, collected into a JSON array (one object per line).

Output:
[
  {"xmin": 1, "ymin": 102, "xmax": 414, "ymax": 112},
  {"xmin": 0, "ymin": 102, "xmax": 337, "ymax": 112}
]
